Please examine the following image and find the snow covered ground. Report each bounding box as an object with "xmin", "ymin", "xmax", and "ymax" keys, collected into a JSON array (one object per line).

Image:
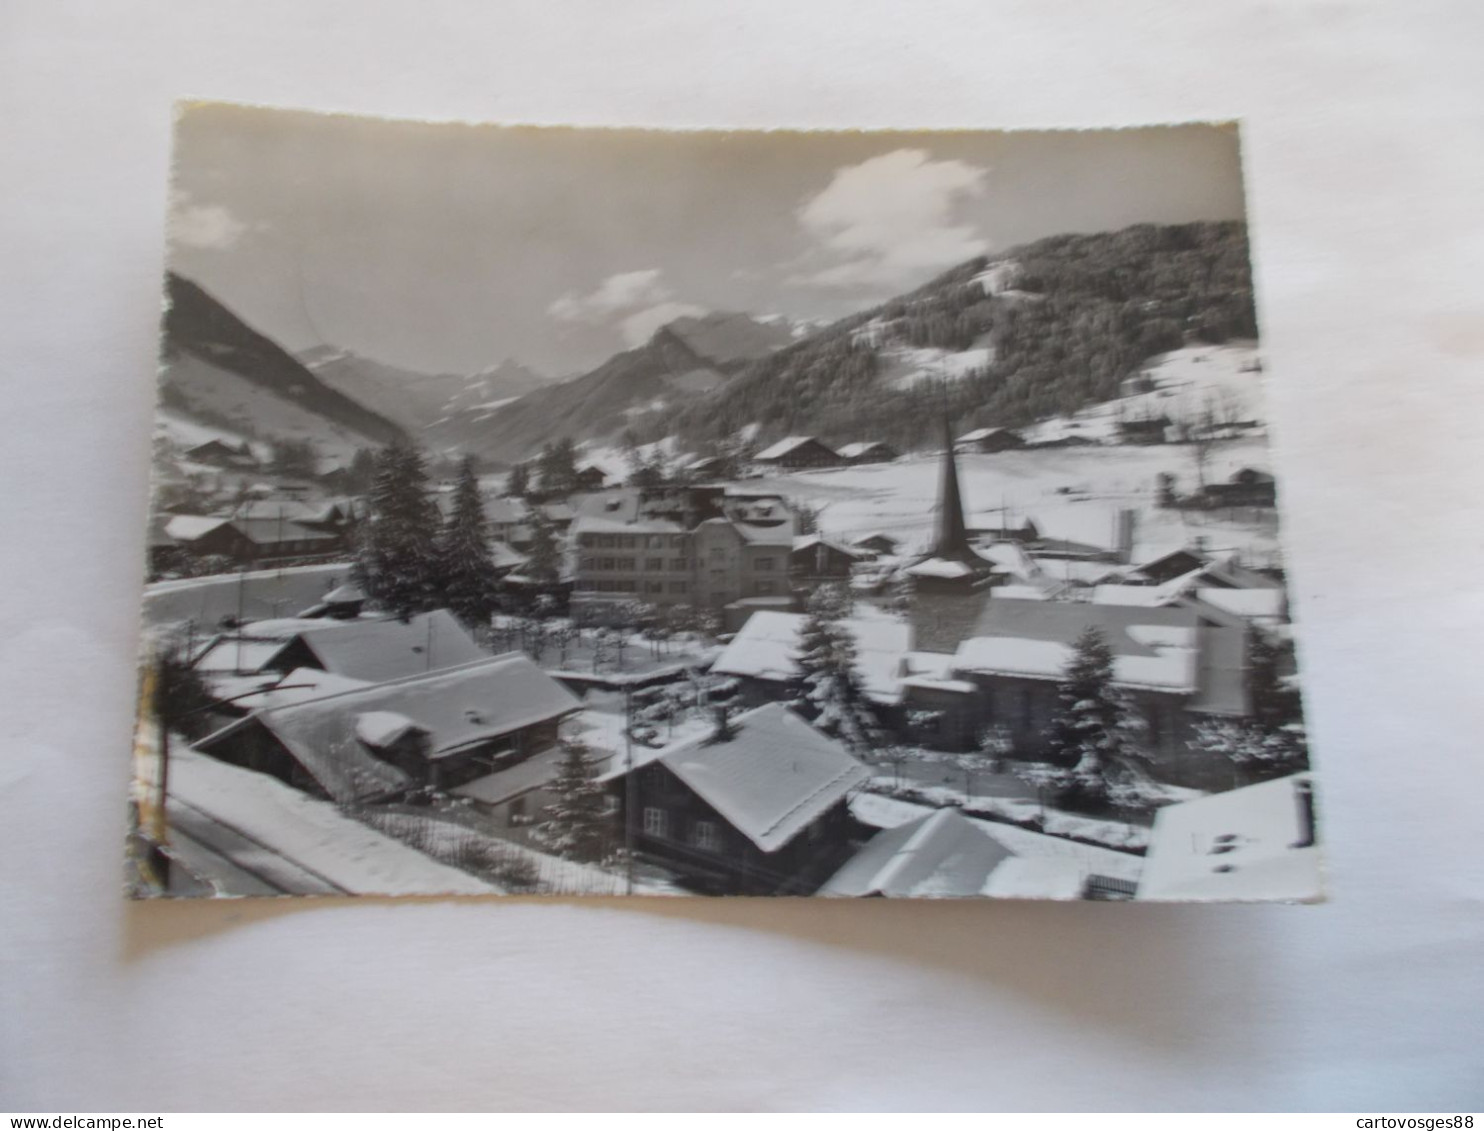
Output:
[
  {"xmin": 752, "ymin": 435, "xmax": 1283, "ymax": 567},
  {"xmin": 167, "ymin": 747, "xmax": 497, "ymax": 897},
  {"xmin": 1018, "ymin": 342, "xmax": 1266, "ymax": 446}
]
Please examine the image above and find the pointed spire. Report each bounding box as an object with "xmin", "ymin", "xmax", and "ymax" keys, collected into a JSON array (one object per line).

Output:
[{"xmin": 932, "ymin": 416, "xmax": 972, "ymax": 560}]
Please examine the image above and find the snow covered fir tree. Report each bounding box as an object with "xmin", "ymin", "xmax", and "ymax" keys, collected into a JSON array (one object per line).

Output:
[{"xmin": 132, "ymin": 113, "xmax": 1319, "ymax": 903}]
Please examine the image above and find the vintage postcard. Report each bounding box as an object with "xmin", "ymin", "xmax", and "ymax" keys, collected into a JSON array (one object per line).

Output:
[{"xmin": 128, "ymin": 105, "xmax": 1319, "ymax": 901}]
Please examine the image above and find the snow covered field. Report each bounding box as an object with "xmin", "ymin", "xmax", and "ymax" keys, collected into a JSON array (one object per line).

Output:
[{"xmin": 753, "ymin": 435, "xmax": 1283, "ymax": 567}]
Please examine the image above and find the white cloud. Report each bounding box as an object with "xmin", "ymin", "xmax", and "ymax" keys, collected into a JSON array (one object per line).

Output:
[
  {"xmin": 549, "ymin": 269, "xmax": 705, "ymax": 346},
  {"xmin": 169, "ymin": 198, "xmax": 254, "ymax": 251},
  {"xmin": 792, "ymin": 149, "xmax": 989, "ymax": 290}
]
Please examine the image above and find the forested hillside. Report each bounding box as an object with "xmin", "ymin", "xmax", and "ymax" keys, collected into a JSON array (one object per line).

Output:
[{"xmin": 651, "ymin": 220, "xmax": 1257, "ymax": 454}]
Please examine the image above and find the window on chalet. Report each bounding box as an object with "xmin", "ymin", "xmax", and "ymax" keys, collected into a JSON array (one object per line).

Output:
[
  {"xmin": 755, "ymin": 557, "xmax": 776, "ymax": 570},
  {"xmin": 693, "ymin": 820, "xmax": 722, "ymax": 852},
  {"xmin": 643, "ymin": 806, "xmax": 669, "ymax": 838}
]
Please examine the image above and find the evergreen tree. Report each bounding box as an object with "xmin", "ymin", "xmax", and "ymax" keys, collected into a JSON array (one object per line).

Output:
[
  {"xmin": 523, "ymin": 508, "xmax": 564, "ymax": 606},
  {"xmin": 357, "ymin": 440, "xmax": 444, "ymax": 621},
  {"xmin": 535, "ymin": 740, "xmax": 614, "ymax": 862},
  {"xmin": 1191, "ymin": 718, "xmax": 1307, "ymax": 788},
  {"xmin": 794, "ymin": 584, "xmax": 879, "ymax": 751},
  {"xmin": 1045, "ymin": 626, "xmax": 1145, "ymax": 808},
  {"xmin": 506, "ymin": 462, "xmax": 530, "ymax": 498},
  {"xmin": 439, "ymin": 456, "xmax": 498, "ymax": 629},
  {"xmin": 536, "ymin": 438, "xmax": 579, "ymax": 498}
]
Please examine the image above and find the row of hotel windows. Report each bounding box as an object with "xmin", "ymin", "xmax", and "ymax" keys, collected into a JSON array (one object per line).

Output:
[
  {"xmin": 579, "ymin": 557, "xmax": 690, "ymax": 572},
  {"xmin": 573, "ymin": 579, "xmax": 783, "ymax": 596},
  {"xmin": 575, "ymin": 580, "xmax": 688, "ymax": 594},
  {"xmin": 642, "ymin": 806, "xmax": 723, "ymax": 852},
  {"xmin": 579, "ymin": 554, "xmax": 781, "ymax": 572},
  {"xmin": 579, "ymin": 533, "xmax": 687, "ymax": 550}
]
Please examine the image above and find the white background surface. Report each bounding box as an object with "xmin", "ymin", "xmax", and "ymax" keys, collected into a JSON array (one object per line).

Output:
[{"xmin": 3, "ymin": 0, "xmax": 1483, "ymax": 1112}]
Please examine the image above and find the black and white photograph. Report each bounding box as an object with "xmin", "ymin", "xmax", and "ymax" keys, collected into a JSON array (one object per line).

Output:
[{"xmin": 129, "ymin": 106, "xmax": 1319, "ymax": 901}]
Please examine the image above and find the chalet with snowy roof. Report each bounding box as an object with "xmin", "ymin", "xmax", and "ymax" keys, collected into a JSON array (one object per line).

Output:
[
  {"xmin": 1118, "ymin": 414, "xmax": 1172, "ymax": 445},
  {"xmin": 679, "ymin": 454, "xmax": 733, "ymax": 481},
  {"xmin": 752, "ymin": 435, "xmax": 842, "ymax": 471},
  {"xmin": 158, "ymin": 513, "xmax": 341, "ymax": 566},
  {"xmin": 836, "ymin": 441, "xmax": 899, "ymax": 465},
  {"xmin": 1139, "ymin": 773, "xmax": 1320, "ymax": 902},
  {"xmin": 185, "ymin": 438, "xmax": 256, "ymax": 469},
  {"xmin": 710, "ymin": 610, "xmax": 914, "ymax": 709},
  {"xmin": 789, "ymin": 534, "xmax": 862, "ymax": 591},
  {"xmin": 900, "ymin": 596, "xmax": 1253, "ymax": 785},
  {"xmin": 819, "ymin": 808, "xmax": 1017, "ymax": 898},
  {"xmin": 602, "ymin": 703, "xmax": 870, "ymax": 894},
  {"xmin": 955, "ymin": 426, "xmax": 1025, "ymax": 454},
  {"xmin": 261, "ymin": 609, "xmax": 487, "ymax": 685},
  {"xmin": 296, "ymin": 582, "xmax": 367, "ymax": 620},
  {"xmin": 1202, "ymin": 467, "xmax": 1277, "ymax": 509},
  {"xmin": 572, "ymin": 464, "xmax": 611, "ymax": 492},
  {"xmin": 850, "ymin": 532, "xmax": 900, "ymax": 558},
  {"xmin": 479, "ymin": 495, "xmax": 531, "ymax": 544},
  {"xmin": 194, "ymin": 653, "xmax": 582, "ymax": 814}
]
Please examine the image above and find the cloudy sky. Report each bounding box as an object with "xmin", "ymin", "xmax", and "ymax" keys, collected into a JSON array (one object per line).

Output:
[{"xmin": 168, "ymin": 105, "xmax": 1248, "ymax": 377}]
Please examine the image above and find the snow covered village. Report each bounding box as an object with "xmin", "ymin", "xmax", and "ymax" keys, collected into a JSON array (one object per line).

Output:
[{"xmin": 129, "ymin": 109, "xmax": 1320, "ymax": 902}]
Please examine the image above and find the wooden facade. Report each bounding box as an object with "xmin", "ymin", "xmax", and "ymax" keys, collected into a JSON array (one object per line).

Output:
[{"xmin": 613, "ymin": 761, "xmax": 857, "ymax": 895}]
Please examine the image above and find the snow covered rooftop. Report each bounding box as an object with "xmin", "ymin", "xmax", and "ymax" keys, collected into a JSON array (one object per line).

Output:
[
  {"xmin": 791, "ymin": 533, "xmax": 861, "ymax": 557},
  {"xmin": 710, "ymin": 611, "xmax": 914, "ymax": 704},
  {"xmin": 1195, "ymin": 586, "xmax": 1287, "ymax": 623},
  {"xmin": 836, "ymin": 441, "xmax": 894, "ymax": 459},
  {"xmin": 164, "ymin": 515, "xmax": 232, "ymax": 542},
  {"xmin": 196, "ymin": 652, "xmax": 582, "ymax": 805},
  {"xmin": 819, "ymin": 808, "xmax": 1014, "ymax": 898},
  {"xmin": 953, "ymin": 598, "xmax": 1199, "ymax": 693},
  {"xmin": 956, "ymin": 427, "xmax": 1018, "ymax": 443},
  {"xmin": 289, "ymin": 609, "xmax": 487, "ymax": 684},
  {"xmin": 1139, "ymin": 773, "xmax": 1322, "ymax": 902},
  {"xmin": 647, "ymin": 703, "xmax": 870, "ymax": 854},
  {"xmin": 230, "ymin": 668, "xmax": 372, "ymax": 712},
  {"xmin": 980, "ymin": 856, "xmax": 1087, "ymax": 900},
  {"xmin": 570, "ymin": 514, "xmax": 686, "ymax": 537},
  {"xmin": 905, "ymin": 557, "xmax": 976, "ymax": 580},
  {"xmin": 753, "ymin": 435, "xmax": 832, "ymax": 461},
  {"xmin": 167, "ymin": 747, "xmax": 496, "ymax": 897}
]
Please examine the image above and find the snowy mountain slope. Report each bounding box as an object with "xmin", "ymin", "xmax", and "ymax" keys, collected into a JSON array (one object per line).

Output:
[
  {"xmin": 1018, "ymin": 342, "xmax": 1265, "ymax": 446},
  {"xmin": 159, "ymin": 273, "xmax": 406, "ymax": 462},
  {"xmin": 299, "ymin": 347, "xmax": 550, "ymax": 438},
  {"xmin": 447, "ymin": 311, "xmax": 795, "ymax": 463}
]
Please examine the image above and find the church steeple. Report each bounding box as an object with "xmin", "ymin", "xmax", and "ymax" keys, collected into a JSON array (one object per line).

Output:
[{"xmin": 931, "ymin": 416, "xmax": 972, "ymax": 562}]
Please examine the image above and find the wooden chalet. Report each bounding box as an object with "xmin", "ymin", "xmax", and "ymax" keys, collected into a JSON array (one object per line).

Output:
[
  {"xmin": 194, "ymin": 652, "xmax": 582, "ymax": 821},
  {"xmin": 955, "ymin": 427, "xmax": 1025, "ymax": 454},
  {"xmin": 751, "ymin": 435, "xmax": 842, "ymax": 471},
  {"xmin": 788, "ymin": 534, "xmax": 861, "ymax": 590},
  {"xmin": 836, "ymin": 441, "xmax": 899, "ymax": 464},
  {"xmin": 1202, "ymin": 467, "xmax": 1277, "ymax": 508},
  {"xmin": 603, "ymin": 703, "xmax": 869, "ymax": 894}
]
